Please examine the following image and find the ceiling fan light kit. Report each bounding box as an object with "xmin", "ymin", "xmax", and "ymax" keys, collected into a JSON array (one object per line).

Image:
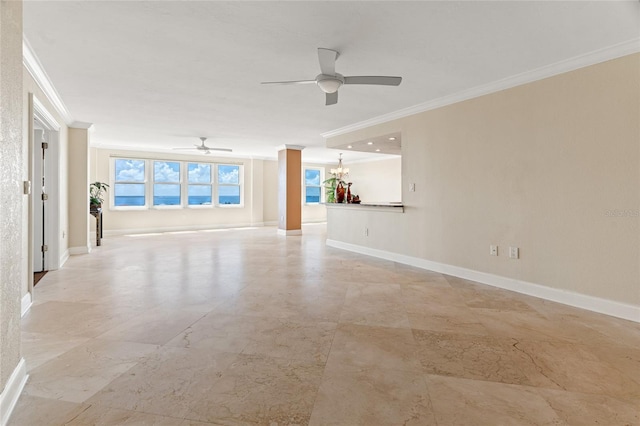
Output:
[
  {"xmin": 262, "ymin": 48, "xmax": 402, "ymax": 105},
  {"xmin": 316, "ymin": 74, "xmax": 344, "ymax": 94}
]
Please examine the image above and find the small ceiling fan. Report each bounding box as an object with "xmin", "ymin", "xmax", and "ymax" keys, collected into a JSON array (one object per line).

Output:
[
  {"xmin": 261, "ymin": 48, "xmax": 402, "ymax": 105},
  {"xmin": 173, "ymin": 137, "xmax": 232, "ymax": 154}
]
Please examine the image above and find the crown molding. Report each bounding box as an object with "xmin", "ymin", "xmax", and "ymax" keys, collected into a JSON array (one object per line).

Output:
[
  {"xmin": 322, "ymin": 38, "xmax": 640, "ymax": 139},
  {"xmin": 277, "ymin": 144, "xmax": 306, "ymax": 151},
  {"xmin": 32, "ymin": 95, "xmax": 61, "ymax": 131},
  {"xmin": 70, "ymin": 121, "xmax": 94, "ymax": 131},
  {"xmin": 23, "ymin": 37, "xmax": 74, "ymax": 126}
]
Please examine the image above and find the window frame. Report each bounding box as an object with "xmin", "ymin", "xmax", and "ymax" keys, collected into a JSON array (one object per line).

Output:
[
  {"xmin": 304, "ymin": 167, "xmax": 323, "ymax": 205},
  {"xmin": 111, "ymin": 158, "xmax": 148, "ymax": 210},
  {"xmin": 216, "ymin": 164, "xmax": 244, "ymax": 208},
  {"xmin": 151, "ymin": 160, "xmax": 182, "ymax": 209},
  {"xmin": 186, "ymin": 162, "xmax": 214, "ymax": 208}
]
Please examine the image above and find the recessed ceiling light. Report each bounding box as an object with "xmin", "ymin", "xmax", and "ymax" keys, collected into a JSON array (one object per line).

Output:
[
  {"xmin": 347, "ymin": 145, "xmax": 352, "ymax": 149},
  {"xmin": 375, "ymin": 149, "xmax": 381, "ymax": 152},
  {"xmin": 367, "ymin": 141, "xmax": 373, "ymax": 145},
  {"xmin": 389, "ymin": 137, "xmax": 396, "ymax": 141}
]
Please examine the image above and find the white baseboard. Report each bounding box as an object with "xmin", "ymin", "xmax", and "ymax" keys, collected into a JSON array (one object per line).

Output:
[
  {"xmin": 102, "ymin": 222, "xmax": 319, "ymax": 237},
  {"xmin": 69, "ymin": 246, "xmax": 91, "ymax": 255},
  {"xmin": 0, "ymin": 358, "xmax": 28, "ymax": 426},
  {"xmin": 326, "ymin": 239, "xmax": 640, "ymax": 323},
  {"xmin": 277, "ymin": 229, "xmax": 302, "ymax": 236},
  {"xmin": 303, "ymin": 219, "xmax": 328, "ymax": 224},
  {"xmin": 104, "ymin": 222, "xmax": 265, "ymax": 237},
  {"xmin": 20, "ymin": 293, "xmax": 32, "ymax": 317},
  {"xmin": 59, "ymin": 249, "xmax": 70, "ymax": 267}
]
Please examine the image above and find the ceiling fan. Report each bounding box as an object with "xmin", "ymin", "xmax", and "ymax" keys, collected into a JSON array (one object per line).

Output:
[
  {"xmin": 261, "ymin": 48, "xmax": 402, "ymax": 106},
  {"xmin": 173, "ymin": 137, "xmax": 232, "ymax": 154}
]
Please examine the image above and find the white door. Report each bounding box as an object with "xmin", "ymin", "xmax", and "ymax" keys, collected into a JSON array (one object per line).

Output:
[{"xmin": 32, "ymin": 127, "xmax": 48, "ymax": 272}]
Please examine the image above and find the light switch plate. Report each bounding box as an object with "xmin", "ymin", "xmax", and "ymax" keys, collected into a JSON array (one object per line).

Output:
[{"xmin": 509, "ymin": 247, "xmax": 519, "ymax": 259}]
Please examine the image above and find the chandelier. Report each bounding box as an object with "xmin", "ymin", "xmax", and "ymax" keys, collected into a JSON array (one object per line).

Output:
[{"xmin": 330, "ymin": 153, "xmax": 349, "ymax": 180}]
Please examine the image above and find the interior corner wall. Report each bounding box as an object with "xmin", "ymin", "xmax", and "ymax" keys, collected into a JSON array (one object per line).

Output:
[
  {"xmin": 264, "ymin": 159, "xmax": 330, "ymax": 225},
  {"xmin": 346, "ymin": 157, "xmax": 402, "ymax": 203},
  {"xmin": 326, "ymin": 53, "xmax": 640, "ymax": 307},
  {"xmin": 0, "ymin": 0, "xmax": 24, "ymax": 393}
]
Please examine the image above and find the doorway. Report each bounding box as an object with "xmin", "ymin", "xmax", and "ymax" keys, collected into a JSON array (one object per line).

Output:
[
  {"xmin": 32, "ymin": 125, "xmax": 47, "ymax": 276},
  {"xmin": 29, "ymin": 95, "xmax": 61, "ymax": 293}
]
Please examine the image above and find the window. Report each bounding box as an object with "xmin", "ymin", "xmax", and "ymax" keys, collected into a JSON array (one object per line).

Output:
[
  {"xmin": 305, "ymin": 168, "xmax": 322, "ymax": 203},
  {"xmin": 111, "ymin": 158, "xmax": 243, "ymax": 210},
  {"xmin": 217, "ymin": 164, "xmax": 241, "ymax": 205},
  {"xmin": 187, "ymin": 163, "xmax": 212, "ymax": 206},
  {"xmin": 153, "ymin": 161, "xmax": 181, "ymax": 206},
  {"xmin": 114, "ymin": 159, "xmax": 146, "ymax": 206}
]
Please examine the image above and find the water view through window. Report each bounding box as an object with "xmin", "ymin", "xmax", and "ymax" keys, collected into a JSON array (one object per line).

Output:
[
  {"xmin": 113, "ymin": 159, "xmax": 242, "ymax": 207},
  {"xmin": 188, "ymin": 163, "xmax": 212, "ymax": 205},
  {"xmin": 114, "ymin": 159, "xmax": 146, "ymax": 206},
  {"xmin": 305, "ymin": 169, "xmax": 321, "ymax": 203},
  {"xmin": 153, "ymin": 161, "xmax": 181, "ymax": 205},
  {"xmin": 218, "ymin": 165, "xmax": 241, "ymax": 204}
]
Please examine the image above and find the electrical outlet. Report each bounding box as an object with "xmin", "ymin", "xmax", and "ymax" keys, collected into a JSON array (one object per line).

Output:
[
  {"xmin": 490, "ymin": 245, "xmax": 498, "ymax": 256},
  {"xmin": 509, "ymin": 247, "xmax": 519, "ymax": 259},
  {"xmin": 409, "ymin": 183, "xmax": 416, "ymax": 192},
  {"xmin": 365, "ymin": 227, "xmax": 369, "ymax": 236}
]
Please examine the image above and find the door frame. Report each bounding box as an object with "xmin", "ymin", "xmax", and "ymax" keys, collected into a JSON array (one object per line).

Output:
[{"xmin": 28, "ymin": 94, "xmax": 61, "ymax": 297}]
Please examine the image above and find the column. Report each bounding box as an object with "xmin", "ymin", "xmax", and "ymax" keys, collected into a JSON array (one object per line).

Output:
[
  {"xmin": 68, "ymin": 123, "xmax": 93, "ymax": 253},
  {"xmin": 277, "ymin": 145, "xmax": 304, "ymax": 236}
]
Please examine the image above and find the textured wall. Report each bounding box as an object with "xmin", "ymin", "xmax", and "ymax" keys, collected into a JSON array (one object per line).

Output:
[{"xmin": 0, "ymin": 0, "xmax": 24, "ymax": 390}]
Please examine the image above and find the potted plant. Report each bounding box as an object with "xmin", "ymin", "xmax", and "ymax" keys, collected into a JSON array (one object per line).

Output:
[
  {"xmin": 90, "ymin": 181, "xmax": 109, "ymax": 212},
  {"xmin": 322, "ymin": 175, "xmax": 345, "ymax": 203}
]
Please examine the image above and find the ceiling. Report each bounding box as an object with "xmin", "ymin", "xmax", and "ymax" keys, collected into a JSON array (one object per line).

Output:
[{"xmin": 23, "ymin": 1, "xmax": 639, "ymax": 164}]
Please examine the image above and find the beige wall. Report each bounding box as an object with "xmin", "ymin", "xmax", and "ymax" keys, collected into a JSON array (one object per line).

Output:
[
  {"xmin": 263, "ymin": 160, "xmax": 279, "ymax": 224},
  {"xmin": 346, "ymin": 157, "xmax": 401, "ymax": 203},
  {"xmin": 327, "ymin": 54, "xmax": 640, "ymax": 306},
  {"xmin": 0, "ymin": 0, "xmax": 23, "ymax": 392},
  {"xmin": 68, "ymin": 128, "xmax": 90, "ymax": 250},
  {"xmin": 90, "ymin": 152, "xmax": 328, "ymax": 234}
]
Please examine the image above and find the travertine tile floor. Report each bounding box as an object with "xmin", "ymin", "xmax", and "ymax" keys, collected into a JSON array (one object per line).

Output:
[{"xmin": 10, "ymin": 225, "xmax": 640, "ymax": 425}]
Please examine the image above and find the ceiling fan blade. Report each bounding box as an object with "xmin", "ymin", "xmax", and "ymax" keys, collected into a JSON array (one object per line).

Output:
[
  {"xmin": 325, "ymin": 91, "xmax": 338, "ymax": 106},
  {"xmin": 318, "ymin": 48, "xmax": 339, "ymax": 75},
  {"xmin": 261, "ymin": 80, "xmax": 316, "ymax": 85},
  {"xmin": 344, "ymin": 76, "xmax": 402, "ymax": 86},
  {"xmin": 208, "ymin": 148, "xmax": 233, "ymax": 152},
  {"xmin": 172, "ymin": 147, "xmax": 197, "ymax": 150}
]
